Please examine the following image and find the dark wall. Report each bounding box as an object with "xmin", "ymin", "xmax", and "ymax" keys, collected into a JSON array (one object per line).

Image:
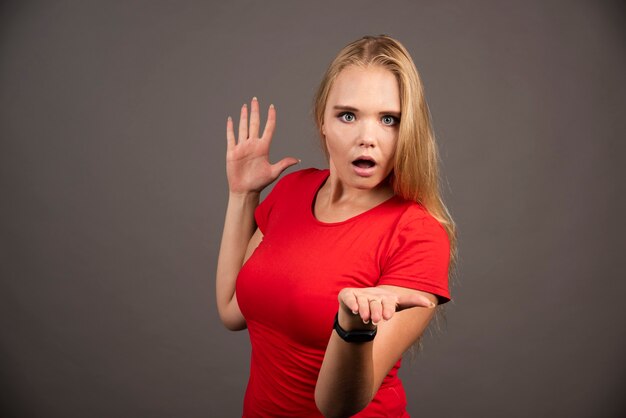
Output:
[{"xmin": 1, "ymin": 1, "xmax": 624, "ymax": 417}]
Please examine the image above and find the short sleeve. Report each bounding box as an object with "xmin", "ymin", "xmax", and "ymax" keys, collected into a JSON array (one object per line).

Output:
[
  {"xmin": 254, "ymin": 182, "xmax": 281, "ymax": 234},
  {"xmin": 253, "ymin": 171, "xmax": 297, "ymax": 234},
  {"xmin": 378, "ymin": 212, "xmax": 451, "ymax": 304}
]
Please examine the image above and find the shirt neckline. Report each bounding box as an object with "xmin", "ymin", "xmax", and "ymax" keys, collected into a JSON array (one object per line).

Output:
[{"xmin": 309, "ymin": 169, "xmax": 399, "ymax": 227}]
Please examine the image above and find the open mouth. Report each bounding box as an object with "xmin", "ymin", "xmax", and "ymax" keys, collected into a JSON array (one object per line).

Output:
[{"xmin": 352, "ymin": 158, "xmax": 376, "ymax": 169}]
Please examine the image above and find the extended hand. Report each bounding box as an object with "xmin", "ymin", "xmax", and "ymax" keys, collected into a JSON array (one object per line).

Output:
[
  {"xmin": 338, "ymin": 286, "xmax": 436, "ymax": 327},
  {"xmin": 226, "ymin": 97, "xmax": 299, "ymax": 194}
]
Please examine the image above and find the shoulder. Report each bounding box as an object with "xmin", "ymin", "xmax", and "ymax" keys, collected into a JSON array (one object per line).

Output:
[
  {"xmin": 392, "ymin": 200, "xmax": 450, "ymax": 245},
  {"xmin": 278, "ymin": 167, "xmax": 327, "ymax": 184},
  {"xmin": 379, "ymin": 200, "xmax": 452, "ymax": 303},
  {"xmin": 270, "ymin": 167, "xmax": 327, "ymax": 192},
  {"xmin": 255, "ymin": 167, "xmax": 326, "ymax": 233}
]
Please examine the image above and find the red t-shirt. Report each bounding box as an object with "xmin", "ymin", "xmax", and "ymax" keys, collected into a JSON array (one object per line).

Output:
[{"xmin": 236, "ymin": 168, "xmax": 450, "ymax": 417}]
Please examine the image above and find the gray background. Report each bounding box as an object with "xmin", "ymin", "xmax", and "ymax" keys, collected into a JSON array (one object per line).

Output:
[{"xmin": 1, "ymin": 0, "xmax": 625, "ymax": 417}]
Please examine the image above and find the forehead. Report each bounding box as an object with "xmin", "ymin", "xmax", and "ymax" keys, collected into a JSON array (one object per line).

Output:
[{"xmin": 327, "ymin": 65, "xmax": 400, "ymax": 111}]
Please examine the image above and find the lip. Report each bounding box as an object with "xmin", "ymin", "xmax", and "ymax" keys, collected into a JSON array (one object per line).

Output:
[{"xmin": 351, "ymin": 155, "xmax": 377, "ymax": 177}]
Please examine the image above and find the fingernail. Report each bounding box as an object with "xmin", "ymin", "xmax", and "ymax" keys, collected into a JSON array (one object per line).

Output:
[
  {"xmin": 252, "ymin": 96, "xmax": 257, "ymax": 101},
  {"xmin": 363, "ymin": 319, "xmax": 369, "ymax": 324},
  {"xmin": 298, "ymin": 159, "xmax": 302, "ymax": 163},
  {"xmin": 227, "ymin": 116, "xmax": 232, "ymax": 121},
  {"xmin": 243, "ymin": 103, "xmax": 247, "ymax": 108},
  {"xmin": 351, "ymin": 310, "xmax": 358, "ymax": 315},
  {"xmin": 270, "ymin": 104, "xmax": 275, "ymax": 109}
]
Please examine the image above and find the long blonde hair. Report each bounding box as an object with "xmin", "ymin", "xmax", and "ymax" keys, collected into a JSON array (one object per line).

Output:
[{"xmin": 314, "ymin": 35, "xmax": 458, "ymax": 274}]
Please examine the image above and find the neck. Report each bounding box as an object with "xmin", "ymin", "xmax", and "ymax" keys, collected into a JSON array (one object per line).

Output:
[{"xmin": 318, "ymin": 170, "xmax": 394, "ymax": 208}]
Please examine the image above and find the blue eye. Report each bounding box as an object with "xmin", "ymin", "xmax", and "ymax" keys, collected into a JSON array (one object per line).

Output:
[
  {"xmin": 339, "ymin": 112, "xmax": 355, "ymax": 122},
  {"xmin": 381, "ymin": 115, "xmax": 398, "ymax": 126}
]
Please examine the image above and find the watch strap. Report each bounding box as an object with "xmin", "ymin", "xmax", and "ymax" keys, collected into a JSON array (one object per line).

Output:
[{"xmin": 333, "ymin": 312, "xmax": 377, "ymax": 343}]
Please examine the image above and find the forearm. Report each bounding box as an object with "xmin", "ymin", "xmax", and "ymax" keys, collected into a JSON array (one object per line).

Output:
[
  {"xmin": 216, "ymin": 192, "xmax": 259, "ymax": 330},
  {"xmin": 315, "ymin": 286, "xmax": 438, "ymax": 417},
  {"xmin": 315, "ymin": 312, "xmax": 377, "ymax": 417}
]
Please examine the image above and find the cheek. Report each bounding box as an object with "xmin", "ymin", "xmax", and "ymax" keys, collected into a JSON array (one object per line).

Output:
[
  {"xmin": 324, "ymin": 125, "xmax": 350, "ymax": 150},
  {"xmin": 383, "ymin": 139, "xmax": 398, "ymax": 166},
  {"xmin": 327, "ymin": 141, "xmax": 349, "ymax": 162},
  {"xmin": 383, "ymin": 132, "xmax": 398, "ymax": 153},
  {"xmin": 323, "ymin": 134, "xmax": 344, "ymax": 162}
]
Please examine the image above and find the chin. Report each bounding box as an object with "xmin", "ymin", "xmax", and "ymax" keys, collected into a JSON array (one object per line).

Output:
[{"xmin": 353, "ymin": 176, "xmax": 387, "ymax": 190}]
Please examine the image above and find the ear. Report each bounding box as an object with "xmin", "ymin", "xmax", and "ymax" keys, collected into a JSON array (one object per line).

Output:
[{"xmin": 321, "ymin": 123, "xmax": 326, "ymax": 136}]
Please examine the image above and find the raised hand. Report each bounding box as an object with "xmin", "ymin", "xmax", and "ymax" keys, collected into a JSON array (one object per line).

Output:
[
  {"xmin": 226, "ymin": 97, "xmax": 299, "ymax": 195},
  {"xmin": 338, "ymin": 286, "xmax": 436, "ymax": 328}
]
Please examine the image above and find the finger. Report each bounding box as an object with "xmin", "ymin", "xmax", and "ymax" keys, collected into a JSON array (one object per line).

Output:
[
  {"xmin": 356, "ymin": 294, "xmax": 371, "ymax": 324},
  {"xmin": 238, "ymin": 103, "xmax": 248, "ymax": 142},
  {"xmin": 339, "ymin": 289, "xmax": 359, "ymax": 314},
  {"xmin": 369, "ymin": 299, "xmax": 383, "ymax": 325},
  {"xmin": 270, "ymin": 157, "xmax": 300, "ymax": 179},
  {"xmin": 262, "ymin": 104, "xmax": 276, "ymax": 141},
  {"xmin": 249, "ymin": 97, "xmax": 260, "ymax": 139},
  {"xmin": 396, "ymin": 293, "xmax": 436, "ymax": 311},
  {"xmin": 381, "ymin": 296, "xmax": 398, "ymax": 321},
  {"xmin": 226, "ymin": 116, "xmax": 235, "ymax": 149}
]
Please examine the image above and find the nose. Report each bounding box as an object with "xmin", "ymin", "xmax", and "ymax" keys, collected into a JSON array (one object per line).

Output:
[{"xmin": 358, "ymin": 120, "xmax": 376, "ymax": 148}]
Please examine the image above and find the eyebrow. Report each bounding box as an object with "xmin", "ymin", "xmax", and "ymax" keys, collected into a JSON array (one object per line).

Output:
[{"xmin": 333, "ymin": 105, "xmax": 401, "ymax": 116}]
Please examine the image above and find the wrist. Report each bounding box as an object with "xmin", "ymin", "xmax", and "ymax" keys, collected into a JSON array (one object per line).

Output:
[
  {"xmin": 229, "ymin": 190, "xmax": 260, "ymax": 198},
  {"xmin": 228, "ymin": 191, "xmax": 260, "ymax": 206},
  {"xmin": 334, "ymin": 312, "xmax": 377, "ymax": 343},
  {"xmin": 337, "ymin": 307, "xmax": 377, "ymax": 332}
]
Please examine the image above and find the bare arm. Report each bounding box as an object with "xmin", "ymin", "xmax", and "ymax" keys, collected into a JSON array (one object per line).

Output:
[
  {"xmin": 215, "ymin": 98, "xmax": 298, "ymax": 330},
  {"xmin": 315, "ymin": 286, "xmax": 438, "ymax": 417},
  {"xmin": 216, "ymin": 194, "xmax": 260, "ymax": 330}
]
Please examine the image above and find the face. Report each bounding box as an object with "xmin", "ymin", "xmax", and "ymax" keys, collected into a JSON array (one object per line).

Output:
[{"xmin": 321, "ymin": 65, "xmax": 401, "ymax": 191}]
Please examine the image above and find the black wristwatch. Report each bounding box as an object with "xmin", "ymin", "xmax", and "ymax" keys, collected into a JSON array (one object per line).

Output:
[{"xmin": 333, "ymin": 312, "xmax": 377, "ymax": 343}]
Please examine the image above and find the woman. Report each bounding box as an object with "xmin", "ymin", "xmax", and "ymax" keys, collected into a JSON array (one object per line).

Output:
[{"xmin": 217, "ymin": 35, "xmax": 456, "ymax": 417}]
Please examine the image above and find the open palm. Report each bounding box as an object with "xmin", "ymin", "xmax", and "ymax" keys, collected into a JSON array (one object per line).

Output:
[{"xmin": 226, "ymin": 98, "xmax": 298, "ymax": 194}]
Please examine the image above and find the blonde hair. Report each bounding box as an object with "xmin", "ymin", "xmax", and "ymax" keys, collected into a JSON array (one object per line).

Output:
[{"xmin": 314, "ymin": 35, "xmax": 458, "ymax": 274}]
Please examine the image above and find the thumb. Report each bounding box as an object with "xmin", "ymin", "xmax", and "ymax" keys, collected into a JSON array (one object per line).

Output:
[
  {"xmin": 396, "ymin": 293, "xmax": 436, "ymax": 311},
  {"xmin": 271, "ymin": 157, "xmax": 300, "ymax": 178}
]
